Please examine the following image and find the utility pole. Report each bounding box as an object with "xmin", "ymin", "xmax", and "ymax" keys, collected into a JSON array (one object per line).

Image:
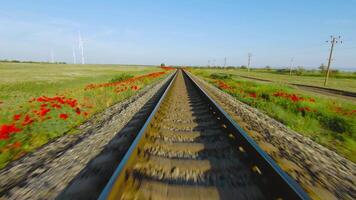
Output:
[
  {"xmin": 208, "ymin": 60, "xmax": 210, "ymax": 67},
  {"xmin": 324, "ymin": 36, "xmax": 342, "ymax": 86},
  {"xmin": 247, "ymin": 53, "xmax": 252, "ymax": 72},
  {"xmin": 289, "ymin": 58, "xmax": 294, "ymax": 76},
  {"xmin": 223, "ymin": 57, "xmax": 227, "ymax": 68},
  {"xmin": 212, "ymin": 59, "xmax": 215, "ymax": 67}
]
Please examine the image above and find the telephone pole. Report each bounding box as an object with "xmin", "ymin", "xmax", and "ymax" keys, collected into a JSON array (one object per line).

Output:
[
  {"xmin": 223, "ymin": 57, "xmax": 227, "ymax": 68},
  {"xmin": 324, "ymin": 36, "xmax": 342, "ymax": 86},
  {"xmin": 208, "ymin": 60, "xmax": 210, "ymax": 67},
  {"xmin": 247, "ymin": 53, "xmax": 252, "ymax": 72},
  {"xmin": 289, "ymin": 58, "xmax": 294, "ymax": 76}
]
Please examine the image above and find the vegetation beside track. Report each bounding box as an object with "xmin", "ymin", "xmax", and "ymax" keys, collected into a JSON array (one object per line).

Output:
[
  {"xmin": 198, "ymin": 67, "xmax": 356, "ymax": 93},
  {"xmin": 188, "ymin": 68, "xmax": 356, "ymax": 162},
  {"xmin": 0, "ymin": 63, "xmax": 174, "ymax": 168}
]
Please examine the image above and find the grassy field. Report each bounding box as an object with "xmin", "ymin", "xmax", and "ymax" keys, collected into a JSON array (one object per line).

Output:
[
  {"xmin": 0, "ymin": 63, "xmax": 173, "ymax": 168},
  {"xmin": 188, "ymin": 68, "xmax": 356, "ymax": 162},
  {"xmin": 211, "ymin": 68, "xmax": 356, "ymax": 93}
]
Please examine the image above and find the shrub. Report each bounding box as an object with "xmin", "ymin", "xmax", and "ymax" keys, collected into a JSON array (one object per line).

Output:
[
  {"xmin": 320, "ymin": 115, "xmax": 349, "ymax": 133},
  {"xmin": 109, "ymin": 74, "xmax": 134, "ymax": 83},
  {"xmin": 210, "ymin": 73, "xmax": 231, "ymax": 80}
]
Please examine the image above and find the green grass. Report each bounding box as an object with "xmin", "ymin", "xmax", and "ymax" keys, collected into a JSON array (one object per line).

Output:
[
  {"xmin": 210, "ymin": 68, "xmax": 356, "ymax": 93},
  {"xmin": 0, "ymin": 63, "xmax": 171, "ymax": 168},
  {"xmin": 189, "ymin": 68, "xmax": 356, "ymax": 162}
]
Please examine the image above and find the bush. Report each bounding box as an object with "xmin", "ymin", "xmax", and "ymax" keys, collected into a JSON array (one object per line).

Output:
[
  {"xmin": 240, "ymin": 65, "xmax": 247, "ymax": 69},
  {"xmin": 296, "ymin": 66, "xmax": 305, "ymax": 76},
  {"xmin": 320, "ymin": 115, "xmax": 349, "ymax": 133},
  {"xmin": 210, "ymin": 73, "xmax": 232, "ymax": 80},
  {"xmin": 109, "ymin": 74, "xmax": 134, "ymax": 83}
]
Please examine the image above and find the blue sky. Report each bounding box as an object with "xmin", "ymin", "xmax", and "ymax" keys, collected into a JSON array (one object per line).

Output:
[{"xmin": 1, "ymin": 0, "xmax": 356, "ymax": 69}]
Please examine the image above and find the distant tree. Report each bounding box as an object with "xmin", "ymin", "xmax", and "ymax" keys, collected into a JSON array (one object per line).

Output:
[
  {"xmin": 265, "ymin": 66, "xmax": 271, "ymax": 71},
  {"xmin": 319, "ymin": 63, "xmax": 327, "ymax": 72},
  {"xmin": 160, "ymin": 63, "xmax": 165, "ymax": 67},
  {"xmin": 296, "ymin": 66, "xmax": 305, "ymax": 76},
  {"xmin": 240, "ymin": 65, "xmax": 247, "ymax": 69}
]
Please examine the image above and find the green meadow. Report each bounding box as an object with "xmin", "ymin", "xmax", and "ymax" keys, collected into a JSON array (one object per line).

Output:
[{"xmin": 0, "ymin": 63, "xmax": 170, "ymax": 168}]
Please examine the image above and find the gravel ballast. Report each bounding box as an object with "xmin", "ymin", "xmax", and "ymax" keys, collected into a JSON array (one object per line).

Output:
[
  {"xmin": 188, "ymin": 72, "xmax": 356, "ymax": 200},
  {"xmin": 0, "ymin": 72, "xmax": 175, "ymax": 200}
]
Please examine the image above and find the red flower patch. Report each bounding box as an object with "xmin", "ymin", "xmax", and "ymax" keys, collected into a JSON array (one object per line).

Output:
[
  {"xmin": 249, "ymin": 93, "xmax": 257, "ymax": 98},
  {"xmin": 21, "ymin": 115, "xmax": 34, "ymax": 126},
  {"xmin": 0, "ymin": 124, "xmax": 22, "ymax": 140},
  {"xmin": 12, "ymin": 141, "xmax": 21, "ymax": 148},
  {"xmin": 59, "ymin": 113, "xmax": 69, "ymax": 120},
  {"xmin": 273, "ymin": 91, "xmax": 315, "ymax": 103},
  {"xmin": 13, "ymin": 114, "xmax": 22, "ymax": 121},
  {"xmin": 39, "ymin": 107, "xmax": 51, "ymax": 117},
  {"xmin": 75, "ymin": 107, "xmax": 81, "ymax": 115}
]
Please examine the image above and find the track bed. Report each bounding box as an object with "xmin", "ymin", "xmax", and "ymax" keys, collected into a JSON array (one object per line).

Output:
[
  {"xmin": 121, "ymin": 71, "xmax": 263, "ymax": 199},
  {"xmin": 100, "ymin": 70, "xmax": 309, "ymax": 200}
]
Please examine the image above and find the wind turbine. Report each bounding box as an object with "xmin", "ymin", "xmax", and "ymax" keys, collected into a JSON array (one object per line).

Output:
[
  {"xmin": 78, "ymin": 31, "xmax": 85, "ymax": 64},
  {"xmin": 72, "ymin": 45, "xmax": 77, "ymax": 64}
]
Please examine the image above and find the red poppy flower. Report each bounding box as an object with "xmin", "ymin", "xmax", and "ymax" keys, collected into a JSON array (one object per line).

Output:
[
  {"xmin": 0, "ymin": 124, "xmax": 22, "ymax": 140},
  {"xmin": 39, "ymin": 108, "xmax": 51, "ymax": 117},
  {"xmin": 249, "ymin": 93, "xmax": 257, "ymax": 98},
  {"xmin": 59, "ymin": 113, "xmax": 69, "ymax": 120},
  {"xmin": 12, "ymin": 141, "xmax": 22, "ymax": 148},
  {"xmin": 13, "ymin": 114, "xmax": 22, "ymax": 121},
  {"xmin": 22, "ymin": 115, "xmax": 34, "ymax": 126},
  {"xmin": 75, "ymin": 107, "xmax": 81, "ymax": 115}
]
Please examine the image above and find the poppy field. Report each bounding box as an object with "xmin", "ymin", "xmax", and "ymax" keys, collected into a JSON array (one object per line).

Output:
[
  {"xmin": 0, "ymin": 63, "xmax": 174, "ymax": 168},
  {"xmin": 189, "ymin": 68, "xmax": 356, "ymax": 162}
]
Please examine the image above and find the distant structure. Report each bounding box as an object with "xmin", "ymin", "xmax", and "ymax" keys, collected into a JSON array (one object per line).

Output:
[
  {"xmin": 72, "ymin": 45, "xmax": 76, "ymax": 64},
  {"xmin": 247, "ymin": 53, "xmax": 252, "ymax": 72},
  {"xmin": 224, "ymin": 57, "xmax": 227, "ymax": 67},
  {"xmin": 50, "ymin": 49, "xmax": 54, "ymax": 63},
  {"xmin": 289, "ymin": 58, "xmax": 294, "ymax": 76},
  {"xmin": 324, "ymin": 36, "xmax": 342, "ymax": 86},
  {"xmin": 78, "ymin": 31, "xmax": 85, "ymax": 64}
]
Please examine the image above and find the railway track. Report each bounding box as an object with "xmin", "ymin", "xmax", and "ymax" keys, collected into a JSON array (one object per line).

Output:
[{"xmin": 98, "ymin": 70, "xmax": 310, "ymax": 200}]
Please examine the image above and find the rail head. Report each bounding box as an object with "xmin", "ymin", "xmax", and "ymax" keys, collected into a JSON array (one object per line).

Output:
[
  {"xmin": 184, "ymin": 70, "xmax": 310, "ymax": 200},
  {"xmin": 98, "ymin": 70, "xmax": 178, "ymax": 200}
]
